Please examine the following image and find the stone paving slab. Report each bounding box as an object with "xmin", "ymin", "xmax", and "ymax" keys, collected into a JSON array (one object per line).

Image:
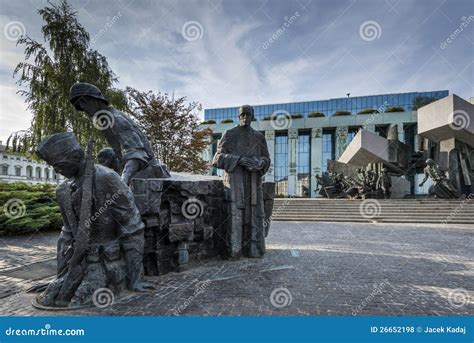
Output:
[{"xmin": 0, "ymin": 222, "xmax": 473, "ymax": 316}]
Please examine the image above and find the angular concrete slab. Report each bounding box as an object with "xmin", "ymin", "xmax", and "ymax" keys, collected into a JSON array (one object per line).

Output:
[
  {"xmin": 338, "ymin": 129, "xmax": 390, "ymax": 165},
  {"xmin": 418, "ymin": 94, "xmax": 474, "ymax": 147}
]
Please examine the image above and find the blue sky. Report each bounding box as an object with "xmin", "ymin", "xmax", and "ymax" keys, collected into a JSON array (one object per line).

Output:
[{"xmin": 0, "ymin": 0, "xmax": 473, "ymax": 141}]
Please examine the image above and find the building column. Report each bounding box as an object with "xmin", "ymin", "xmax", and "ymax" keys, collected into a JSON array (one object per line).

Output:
[
  {"xmin": 310, "ymin": 127, "xmax": 323, "ymax": 198},
  {"xmin": 265, "ymin": 130, "xmax": 275, "ymax": 182},
  {"xmin": 335, "ymin": 126, "xmax": 348, "ymax": 161},
  {"xmin": 397, "ymin": 123, "xmax": 405, "ymax": 143},
  {"xmin": 287, "ymin": 129, "xmax": 298, "ymax": 196}
]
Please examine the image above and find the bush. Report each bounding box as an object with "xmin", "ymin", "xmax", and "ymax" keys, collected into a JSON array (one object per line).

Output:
[
  {"xmin": 385, "ymin": 106, "xmax": 405, "ymax": 113},
  {"xmin": 357, "ymin": 108, "xmax": 379, "ymax": 114},
  {"xmin": 0, "ymin": 182, "xmax": 62, "ymax": 235},
  {"xmin": 290, "ymin": 113, "xmax": 303, "ymax": 119},
  {"xmin": 308, "ymin": 112, "xmax": 325, "ymax": 118},
  {"xmin": 333, "ymin": 110, "xmax": 351, "ymax": 116},
  {"xmin": 221, "ymin": 119, "xmax": 234, "ymax": 123},
  {"xmin": 201, "ymin": 119, "xmax": 216, "ymax": 124},
  {"xmin": 262, "ymin": 115, "xmax": 273, "ymax": 121}
]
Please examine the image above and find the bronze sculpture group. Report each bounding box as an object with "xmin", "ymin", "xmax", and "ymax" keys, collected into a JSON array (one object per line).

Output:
[
  {"xmin": 316, "ymin": 168, "xmax": 392, "ymax": 199},
  {"xmin": 33, "ymin": 84, "xmax": 273, "ymax": 308}
]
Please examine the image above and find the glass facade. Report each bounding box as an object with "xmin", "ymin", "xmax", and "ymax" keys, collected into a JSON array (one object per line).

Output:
[
  {"xmin": 274, "ymin": 135, "xmax": 288, "ymax": 195},
  {"xmin": 204, "ymin": 90, "xmax": 449, "ymax": 123},
  {"xmin": 297, "ymin": 133, "xmax": 310, "ymax": 197}
]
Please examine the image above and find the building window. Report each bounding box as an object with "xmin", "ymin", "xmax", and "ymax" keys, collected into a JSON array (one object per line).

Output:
[
  {"xmin": 36, "ymin": 167, "xmax": 42, "ymax": 179},
  {"xmin": 45, "ymin": 168, "xmax": 50, "ymax": 180},
  {"xmin": 297, "ymin": 133, "xmax": 310, "ymax": 197},
  {"xmin": 1, "ymin": 164, "xmax": 8, "ymax": 175},
  {"xmin": 274, "ymin": 134, "xmax": 288, "ymax": 196},
  {"xmin": 26, "ymin": 166, "xmax": 33, "ymax": 178},
  {"xmin": 2, "ymin": 155, "xmax": 7, "ymax": 159},
  {"xmin": 15, "ymin": 166, "xmax": 21, "ymax": 176},
  {"xmin": 322, "ymin": 132, "xmax": 334, "ymax": 172}
]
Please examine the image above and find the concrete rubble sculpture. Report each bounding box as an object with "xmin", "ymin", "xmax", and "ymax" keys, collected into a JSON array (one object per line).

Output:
[{"xmin": 337, "ymin": 94, "xmax": 473, "ymax": 199}]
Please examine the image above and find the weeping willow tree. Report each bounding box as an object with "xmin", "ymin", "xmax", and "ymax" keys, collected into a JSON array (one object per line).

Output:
[{"xmin": 13, "ymin": 0, "xmax": 126, "ymax": 153}]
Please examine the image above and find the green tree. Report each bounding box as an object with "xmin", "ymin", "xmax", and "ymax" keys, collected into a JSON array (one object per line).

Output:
[
  {"xmin": 13, "ymin": 0, "xmax": 125, "ymax": 152},
  {"xmin": 125, "ymin": 87, "xmax": 212, "ymax": 173}
]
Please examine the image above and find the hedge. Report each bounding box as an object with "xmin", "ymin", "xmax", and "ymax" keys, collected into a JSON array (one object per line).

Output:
[
  {"xmin": 0, "ymin": 182, "xmax": 62, "ymax": 235},
  {"xmin": 333, "ymin": 110, "xmax": 351, "ymax": 116},
  {"xmin": 357, "ymin": 108, "xmax": 379, "ymax": 115},
  {"xmin": 221, "ymin": 119, "xmax": 234, "ymax": 123},
  {"xmin": 308, "ymin": 112, "xmax": 325, "ymax": 118},
  {"xmin": 385, "ymin": 106, "xmax": 405, "ymax": 113},
  {"xmin": 201, "ymin": 119, "xmax": 216, "ymax": 124}
]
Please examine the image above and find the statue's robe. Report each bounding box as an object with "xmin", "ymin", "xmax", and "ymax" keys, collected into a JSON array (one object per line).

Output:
[
  {"xmin": 212, "ymin": 126, "xmax": 270, "ymax": 258},
  {"xmin": 423, "ymin": 165, "xmax": 458, "ymax": 199},
  {"xmin": 38, "ymin": 165, "xmax": 145, "ymax": 307}
]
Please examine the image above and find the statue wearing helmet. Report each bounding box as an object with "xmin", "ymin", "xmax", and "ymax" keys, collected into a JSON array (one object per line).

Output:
[{"xmin": 69, "ymin": 83, "xmax": 170, "ymax": 185}]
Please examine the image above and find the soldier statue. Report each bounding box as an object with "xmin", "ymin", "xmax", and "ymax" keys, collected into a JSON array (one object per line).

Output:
[
  {"xmin": 419, "ymin": 158, "xmax": 458, "ymax": 199},
  {"xmin": 376, "ymin": 168, "xmax": 392, "ymax": 199},
  {"xmin": 212, "ymin": 105, "xmax": 271, "ymax": 258},
  {"xmin": 34, "ymin": 133, "xmax": 151, "ymax": 308},
  {"xmin": 97, "ymin": 147, "xmax": 120, "ymax": 173},
  {"xmin": 69, "ymin": 83, "xmax": 170, "ymax": 185}
]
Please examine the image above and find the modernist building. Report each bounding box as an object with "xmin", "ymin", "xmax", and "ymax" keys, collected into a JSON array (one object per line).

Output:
[
  {"xmin": 200, "ymin": 91, "xmax": 458, "ymax": 197},
  {"xmin": 0, "ymin": 142, "xmax": 63, "ymax": 184}
]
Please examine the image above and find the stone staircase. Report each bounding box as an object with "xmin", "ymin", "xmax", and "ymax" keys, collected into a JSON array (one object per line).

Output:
[{"xmin": 272, "ymin": 198, "xmax": 474, "ymax": 224}]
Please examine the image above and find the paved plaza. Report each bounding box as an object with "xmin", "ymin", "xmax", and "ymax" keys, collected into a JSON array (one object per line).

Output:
[{"xmin": 0, "ymin": 221, "xmax": 473, "ymax": 316}]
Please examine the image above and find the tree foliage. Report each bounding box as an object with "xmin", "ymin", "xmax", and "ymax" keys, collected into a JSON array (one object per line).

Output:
[
  {"xmin": 125, "ymin": 87, "xmax": 212, "ymax": 174},
  {"xmin": 13, "ymin": 0, "xmax": 126, "ymax": 152}
]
